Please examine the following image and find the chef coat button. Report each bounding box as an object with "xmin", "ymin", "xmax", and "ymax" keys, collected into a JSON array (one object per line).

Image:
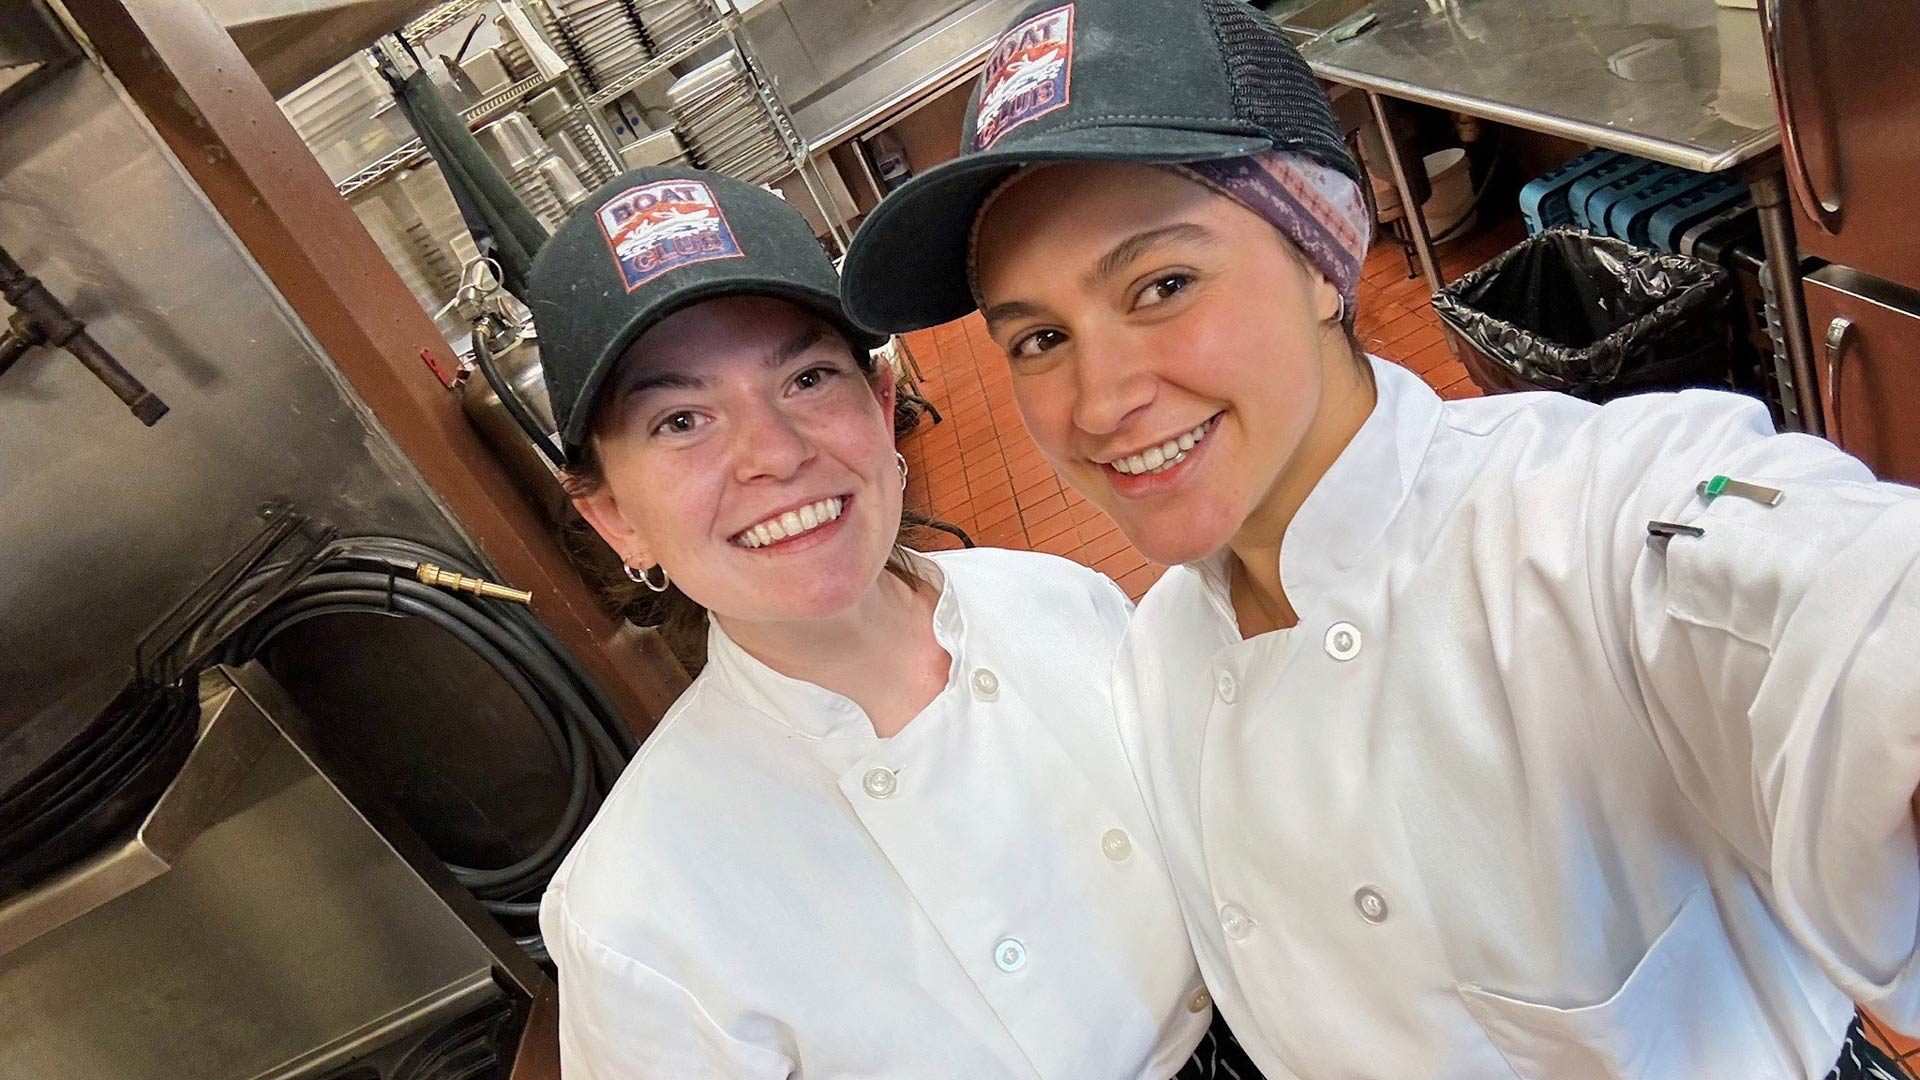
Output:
[
  {"xmin": 861, "ymin": 767, "xmax": 897, "ymax": 799},
  {"xmin": 1215, "ymin": 671, "xmax": 1237, "ymax": 704},
  {"xmin": 1187, "ymin": 987, "xmax": 1213, "ymax": 1013},
  {"xmin": 970, "ymin": 667, "xmax": 1000, "ymax": 700},
  {"xmin": 1101, "ymin": 828, "xmax": 1133, "ymax": 862},
  {"xmin": 1324, "ymin": 622, "xmax": 1363, "ymax": 661},
  {"xmin": 994, "ymin": 937, "xmax": 1027, "ymax": 972},
  {"xmin": 1219, "ymin": 904, "xmax": 1255, "ymax": 941},
  {"xmin": 1354, "ymin": 886, "xmax": 1389, "ymax": 924}
]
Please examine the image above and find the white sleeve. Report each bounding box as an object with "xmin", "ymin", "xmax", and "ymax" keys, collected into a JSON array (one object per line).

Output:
[
  {"xmin": 546, "ymin": 908, "xmax": 796, "ymax": 1080},
  {"xmin": 1594, "ymin": 392, "xmax": 1920, "ymax": 1027}
]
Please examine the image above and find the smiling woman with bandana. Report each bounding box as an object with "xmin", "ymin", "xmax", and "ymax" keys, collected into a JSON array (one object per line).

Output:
[{"xmin": 840, "ymin": 0, "xmax": 1920, "ymax": 1077}]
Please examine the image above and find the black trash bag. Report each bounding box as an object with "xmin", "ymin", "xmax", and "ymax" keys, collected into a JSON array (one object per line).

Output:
[{"xmin": 1431, "ymin": 228, "xmax": 1735, "ymax": 402}]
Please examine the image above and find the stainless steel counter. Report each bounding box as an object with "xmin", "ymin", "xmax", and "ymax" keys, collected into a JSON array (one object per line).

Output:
[
  {"xmin": 1297, "ymin": 0, "xmax": 1779, "ymax": 172},
  {"xmin": 0, "ymin": 666, "xmax": 531, "ymax": 1080},
  {"xmin": 1291, "ymin": 0, "xmax": 1820, "ymax": 434},
  {"xmin": 784, "ymin": 0, "xmax": 1027, "ymax": 152}
]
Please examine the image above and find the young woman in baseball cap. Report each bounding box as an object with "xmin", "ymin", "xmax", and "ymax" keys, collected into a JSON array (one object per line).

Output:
[
  {"xmin": 840, "ymin": 1, "xmax": 1920, "ymax": 1077},
  {"xmin": 527, "ymin": 167, "xmax": 1260, "ymax": 1078}
]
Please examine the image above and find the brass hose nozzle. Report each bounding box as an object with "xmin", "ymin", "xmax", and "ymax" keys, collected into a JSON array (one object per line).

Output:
[{"xmin": 415, "ymin": 563, "xmax": 534, "ymax": 605}]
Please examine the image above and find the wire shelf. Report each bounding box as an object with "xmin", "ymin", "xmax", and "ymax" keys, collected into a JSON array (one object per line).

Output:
[
  {"xmin": 336, "ymin": 74, "xmax": 557, "ymax": 198},
  {"xmin": 403, "ymin": 0, "xmax": 489, "ymax": 44},
  {"xmin": 585, "ymin": 16, "xmax": 731, "ymax": 107}
]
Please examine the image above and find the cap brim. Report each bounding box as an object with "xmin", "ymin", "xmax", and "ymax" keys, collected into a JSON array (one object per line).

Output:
[
  {"xmin": 559, "ymin": 279, "xmax": 888, "ymax": 458},
  {"xmin": 842, "ymin": 126, "xmax": 1272, "ymax": 334}
]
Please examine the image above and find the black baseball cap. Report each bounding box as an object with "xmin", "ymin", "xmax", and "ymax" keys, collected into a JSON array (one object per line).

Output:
[
  {"xmin": 840, "ymin": 0, "xmax": 1358, "ymax": 334},
  {"xmin": 529, "ymin": 166, "xmax": 886, "ymax": 462}
]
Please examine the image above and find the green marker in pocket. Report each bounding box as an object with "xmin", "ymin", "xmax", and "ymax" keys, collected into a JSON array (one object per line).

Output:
[{"xmin": 1698, "ymin": 475, "xmax": 1784, "ymax": 507}]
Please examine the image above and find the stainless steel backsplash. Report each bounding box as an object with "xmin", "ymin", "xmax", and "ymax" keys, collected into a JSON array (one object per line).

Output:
[{"xmin": 743, "ymin": 0, "xmax": 973, "ymax": 105}]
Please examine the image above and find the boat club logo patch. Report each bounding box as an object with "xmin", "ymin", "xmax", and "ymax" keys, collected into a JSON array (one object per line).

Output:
[
  {"xmin": 596, "ymin": 179, "xmax": 743, "ymax": 291},
  {"xmin": 972, "ymin": 4, "xmax": 1074, "ymax": 150}
]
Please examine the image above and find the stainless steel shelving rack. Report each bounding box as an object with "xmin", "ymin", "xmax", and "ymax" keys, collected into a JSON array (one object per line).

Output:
[{"xmin": 336, "ymin": 0, "xmax": 849, "ymax": 250}]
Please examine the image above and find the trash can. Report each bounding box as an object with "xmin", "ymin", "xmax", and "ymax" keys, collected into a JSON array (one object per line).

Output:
[{"xmin": 1431, "ymin": 228, "xmax": 1736, "ymax": 402}]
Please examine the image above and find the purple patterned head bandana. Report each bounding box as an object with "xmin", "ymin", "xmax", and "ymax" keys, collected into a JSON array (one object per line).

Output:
[
  {"xmin": 1172, "ymin": 151, "xmax": 1370, "ymax": 325},
  {"xmin": 967, "ymin": 151, "xmax": 1369, "ymax": 324}
]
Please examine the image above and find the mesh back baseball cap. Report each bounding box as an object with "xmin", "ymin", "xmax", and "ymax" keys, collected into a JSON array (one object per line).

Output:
[
  {"xmin": 529, "ymin": 166, "xmax": 885, "ymax": 463},
  {"xmin": 840, "ymin": 0, "xmax": 1358, "ymax": 334}
]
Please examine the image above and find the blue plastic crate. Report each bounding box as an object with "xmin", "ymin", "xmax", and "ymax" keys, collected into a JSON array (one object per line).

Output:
[
  {"xmin": 1519, "ymin": 149, "xmax": 1622, "ymax": 234},
  {"xmin": 1569, "ymin": 157, "xmax": 1665, "ymax": 230},
  {"xmin": 1647, "ymin": 178, "xmax": 1749, "ymax": 253},
  {"xmin": 1606, "ymin": 169, "xmax": 1725, "ymax": 247},
  {"xmin": 1588, "ymin": 164, "xmax": 1687, "ymax": 240}
]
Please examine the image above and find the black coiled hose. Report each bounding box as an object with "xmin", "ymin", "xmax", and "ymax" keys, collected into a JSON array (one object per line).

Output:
[{"xmin": 191, "ymin": 535, "xmax": 634, "ymax": 959}]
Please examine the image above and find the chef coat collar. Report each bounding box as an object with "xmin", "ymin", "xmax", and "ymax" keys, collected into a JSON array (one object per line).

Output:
[
  {"xmin": 1196, "ymin": 355, "xmax": 1443, "ymax": 621},
  {"xmin": 703, "ymin": 552, "xmax": 964, "ymax": 739}
]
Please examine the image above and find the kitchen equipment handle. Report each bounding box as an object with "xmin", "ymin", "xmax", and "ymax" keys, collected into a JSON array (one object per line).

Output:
[
  {"xmin": 1759, "ymin": 0, "xmax": 1844, "ymax": 234},
  {"xmin": 1825, "ymin": 315, "xmax": 1854, "ymax": 446}
]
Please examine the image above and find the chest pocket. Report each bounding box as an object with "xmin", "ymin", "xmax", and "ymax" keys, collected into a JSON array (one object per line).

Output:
[
  {"xmin": 1662, "ymin": 515, "xmax": 1826, "ymax": 649},
  {"xmin": 1455, "ymin": 891, "xmax": 1782, "ymax": 1079}
]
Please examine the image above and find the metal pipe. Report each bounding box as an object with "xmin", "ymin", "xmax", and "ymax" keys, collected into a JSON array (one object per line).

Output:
[
  {"xmin": 1366, "ymin": 91, "xmax": 1444, "ymax": 295},
  {"xmin": 0, "ymin": 244, "xmax": 168, "ymax": 425},
  {"xmin": 0, "ymin": 328, "xmax": 33, "ymax": 380},
  {"xmin": 59, "ymin": 326, "xmax": 169, "ymax": 425},
  {"xmin": 1748, "ymin": 167, "xmax": 1824, "ymax": 435}
]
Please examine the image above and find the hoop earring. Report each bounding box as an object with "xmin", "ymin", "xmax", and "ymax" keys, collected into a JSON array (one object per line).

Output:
[
  {"xmin": 895, "ymin": 451, "xmax": 908, "ymax": 492},
  {"xmin": 623, "ymin": 563, "xmax": 670, "ymax": 593}
]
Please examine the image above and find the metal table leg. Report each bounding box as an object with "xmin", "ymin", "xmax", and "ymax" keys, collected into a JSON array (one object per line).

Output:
[
  {"xmin": 1749, "ymin": 166, "xmax": 1824, "ymax": 435},
  {"xmin": 1347, "ymin": 132, "xmax": 1382, "ymax": 245},
  {"xmin": 1366, "ymin": 91, "xmax": 1444, "ymax": 295},
  {"xmin": 893, "ymin": 333, "xmax": 927, "ymax": 383}
]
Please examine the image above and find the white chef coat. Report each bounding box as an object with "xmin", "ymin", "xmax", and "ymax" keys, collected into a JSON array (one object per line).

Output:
[
  {"xmin": 541, "ymin": 547, "xmax": 1211, "ymax": 1079},
  {"xmin": 1118, "ymin": 356, "xmax": 1920, "ymax": 1079}
]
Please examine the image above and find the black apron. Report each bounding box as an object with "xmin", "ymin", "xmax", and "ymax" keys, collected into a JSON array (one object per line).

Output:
[
  {"xmin": 1828, "ymin": 1011, "xmax": 1916, "ymax": 1080},
  {"xmin": 1171, "ymin": 1008, "xmax": 1262, "ymax": 1080},
  {"xmin": 1169, "ymin": 1005, "xmax": 1915, "ymax": 1079}
]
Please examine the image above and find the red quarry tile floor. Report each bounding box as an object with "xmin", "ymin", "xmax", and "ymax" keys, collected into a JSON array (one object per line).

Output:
[{"xmin": 895, "ymin": 218, "xmax": 1526, "ymax": 600}]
